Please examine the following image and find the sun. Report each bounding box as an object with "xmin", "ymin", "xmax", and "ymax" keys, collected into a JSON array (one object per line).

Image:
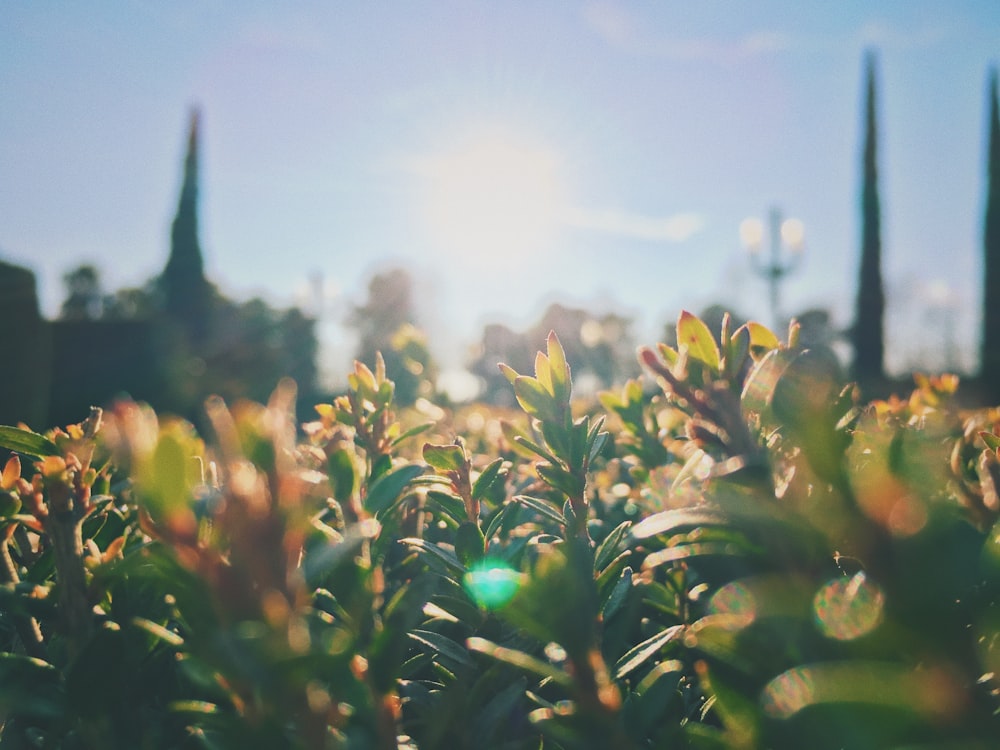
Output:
[{"xmin": 416, "ymin": 129, "xmax": 567, "ymax": 261}]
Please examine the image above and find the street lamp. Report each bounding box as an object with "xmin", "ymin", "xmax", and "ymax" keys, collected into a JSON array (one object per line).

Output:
[{"xmin": 740, "ymin": 207, "xmax": 805, "ymax": 329}]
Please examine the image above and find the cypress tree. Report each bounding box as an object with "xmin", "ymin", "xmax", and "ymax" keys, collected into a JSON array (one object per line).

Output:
[
  {"xmin": 160, "ymin": 108, "xmax": 212, "ymax": 345},
  {"xmin": 981, "ymin": 67, "xmax": 1000, "ymax": 402},
  {"xmin": 852, "ymin": 50, "xmax": 886, "ymax": 391}
]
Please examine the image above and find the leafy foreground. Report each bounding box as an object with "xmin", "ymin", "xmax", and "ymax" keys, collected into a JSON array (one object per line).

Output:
[{"xmin": 1, "ymin": 312, "xmax": 1000, "ymax": 750}]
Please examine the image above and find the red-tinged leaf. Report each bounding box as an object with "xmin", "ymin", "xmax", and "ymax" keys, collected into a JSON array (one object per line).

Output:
[
  {"xmin": 0, "ymin": 455, "xmax": 20, "ymax": 491},
  {"xmin": 677, "ymin": 311, "xmax": 720, "ymax": 371}
]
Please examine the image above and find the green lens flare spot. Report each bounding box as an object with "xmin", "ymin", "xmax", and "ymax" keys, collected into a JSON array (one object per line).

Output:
[{"xmin": 463, "ymin": 560, "xmax": 522, "ymax": 610}]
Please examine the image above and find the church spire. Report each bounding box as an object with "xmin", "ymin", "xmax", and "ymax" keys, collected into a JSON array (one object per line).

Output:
[
  {"xmin": 161, "ymin": 107, "xmax": 211, "ymax": 344},
  {"xmin": 980, "ymin": 67, "xmax": 1000, "ymax": 400},
  {"xmin": 851, "ymin": 50, "xmax": 886, "ymax": 392}
]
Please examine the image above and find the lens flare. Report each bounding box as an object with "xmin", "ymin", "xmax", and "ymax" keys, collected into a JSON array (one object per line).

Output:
[
  {"xmin": 813, "ymin": 572, "xmax": 884, "ymax": 641},
  {"xmin": 708, "ymin": 580, "xmax": 757, "ymax": 628},
  {"xmin": 463, "ymin": 559, "xmax": 522, "ymax": 610}
]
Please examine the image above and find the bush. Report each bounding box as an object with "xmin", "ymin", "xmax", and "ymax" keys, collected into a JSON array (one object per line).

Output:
[{"xmin": 0, "ymin": 312, "xmax": 998, "ymax": 749}]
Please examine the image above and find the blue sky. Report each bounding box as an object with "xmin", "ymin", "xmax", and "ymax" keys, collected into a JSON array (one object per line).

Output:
[{"xmin": 2, "ymin": 2, "xmax": 998, "ymax": 383}]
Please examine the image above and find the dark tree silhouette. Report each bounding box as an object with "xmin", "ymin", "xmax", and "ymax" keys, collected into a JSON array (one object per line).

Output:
[
  {"xmin": 852, "ymin": 50, "xmax": 886, "ymax": 392},
  {"xmin": 349, "ymin": 268, "xmax": 434, "ymax": 405},
  {"xmin": 159, "ymin": 108, "xmax": 213, "ymax": 345},
  {"xmin": 46, "ymin": 110, "xmax": 320, "ymax": 426},
  {"xmin": 470, "ymin": 303, "xmax": 638, "ymax": 405},
  {"xmin": 59, "ymin": 264, "xmax": 104, "ymax": 320},
  {"xmin": 350, "ymin": 268, "xmax": 416, "ymax": 365},
  {"xmin": 981, "ymin": 67, "xmax": 1000, "ymax": 402},
  {"xmin": 0, "ymin": 261, "xmax": 50, "ymax": 427}
]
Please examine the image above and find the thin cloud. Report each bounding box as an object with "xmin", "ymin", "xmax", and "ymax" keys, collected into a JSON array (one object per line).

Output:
[
  {"xmin": 564, "ymin": 207, "xmax": 705, "ymax": 242},
  {"xmin": 582, "ymin": 1, "xmax": 792, "ymax": 62},
  {"xmin": 857, "ymin": 19, "xmax": 954, "ymax": 51}
]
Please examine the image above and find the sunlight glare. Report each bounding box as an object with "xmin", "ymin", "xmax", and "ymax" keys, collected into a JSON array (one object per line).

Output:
[{"xmin": 418, "ymin": 131, "xmax": 566, "ymax": 260}]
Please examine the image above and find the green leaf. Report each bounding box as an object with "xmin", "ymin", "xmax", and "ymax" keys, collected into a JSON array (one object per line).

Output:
[
  {"xmin": 546, "ymin": 331, "xmax": 571, "ymax": 404},
  {"xmin": 614, "ymin": 625, "xmax": 685, "ymax": 680},
  {"xmin": 402, "ymin": 537, "xmax": 466, "ymax": 577},
  {"xmin": 455, "ymin": 520, "xmax": 486, "ymax": 567},
  {"xmin": 622, "ymin": 658, "xmax": 686, "ymax": 740},
  {"xmin": 697, "ymin": 661, "xmax": 759, "ymax": 748},
  {"xmin": 484, "ymin": 500, "xmax": 516, "ymax": 542},
  {"xmin": 601, "ymin": 565, "xmax": 633, "ymax": 621},
  {"xmin": 130, "ymin": 616, "xmax": 184, "ymax": 646},
  {"xmin": 498, "ymin": 362, "xmax": 520, "ymax": 385},
  {"xmin": 409, "ymin": 628, "xmax": 475, "ymax": 670},
  {"xmin": 513, "ymin": 494, "xmax": 567, "ymax": 526},
  {"xmin": 370, "ymin": 575, "xmax": 436, "ymax": 693},
  {"xmin": 513, "ymin": 435, "xmax": 560, "ymax": 465},
  {"xmin": 724, "ymin": 324, "xmax": 751, "ymax": 380},
  {"xmin": 595, "ymin": 520, "xmax": 632, "ymax": 572},
  {"xmin": 0, "ymin": 653, "xmax": 63, "ymax": 719},
  {"xmin": 677, "ymin": 311, "xmax": 721, "ymax": 371},
  {"xmin": 363, "ymin": 463, "xmax": 423, "ymax": 515},
  {"xmin": 142, "ymin": 431, "xmax": 193, "ymax": 519},
  {"xmin": 642, "ymin": 541, "xmax": 751, "ymax": 569},
  {"xmin": 746, "ymin": 321, "xmax": 781, "ymax": 357},
  {"xmin": 980, "ymin": 431, "xmax": 1000, "ymax": 451},
  {"xmin": 740, "ymin": 347, "xmax": 797, "ymax": 416},
  {"xmin": 629, "ymin": 507, "xmax": 730, "ymax": 541},
  {"xmin": 475, "ymin": 677, "xmax": 529, "ymax": 745},
  {"xmin": 472, "ymin": 457, "xmax": 506, "ymax": 499},
  {"xmin": 467, "ymin": 637, "xmax": 573, "ymax": 688},
  {"xmin": 657, "ymin": 343, "xmax": 680, "ymax": 368},
  {"xmin": 514, "ymin": 376, "xmax": 560, "ymax": 422},
  {"xmin": 0, "ymin": 426, "xmax": 60, "ymax": 459},
  {"xmin": 0, "ymin": 492, "xmax": 21, "ymax": 517},
  {"xmin": 501, "ymin": 420, "xmax": 544, "ymax": 459},
  {"xmin": 425, "ymin": 489, "xmax": 467, "ymax": 526},
  {"xmin": 536, "ymin": 462, "xmax": 582, "ymax": 498},
  {"xmin": 391, "ymin": 420, "xmax": 435, "ymax": 447},
  {"xmin": 534, "ymin": 350, "xmax": 554, "ymax": 395},
  {"xmin": 761, "ymin": 661, "xmax": 957, "ymax": 721},
  {"xmin": 327, "ymin": 448, "xmax": 358, "ymax": 505},
  {"xmin": 423, "ymin": 443, "xmax": 466, "ymax": 472}
]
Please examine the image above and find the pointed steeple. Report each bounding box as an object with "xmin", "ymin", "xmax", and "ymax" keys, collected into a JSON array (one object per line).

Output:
[
  {"xmin": 981, "ymin": 67, "xmax": 1000, "ymax": 400},
  {"xmin": 161, "ymin": 107, "xmax": 211, "ymax": 344},
  {"xmin": 852, "ymin": 50, "xmax": 886, "ymax": 391}
]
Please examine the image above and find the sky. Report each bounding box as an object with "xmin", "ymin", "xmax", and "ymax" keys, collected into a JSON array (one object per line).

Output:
[{"xmin": 2, "ymin": 1, "xmax": 998, "ymax": 386}]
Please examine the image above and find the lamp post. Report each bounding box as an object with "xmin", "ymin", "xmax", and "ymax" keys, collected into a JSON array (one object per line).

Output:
[{"xmin": 740, "ymin": 207, "xmax": 805, "ymax": 329}]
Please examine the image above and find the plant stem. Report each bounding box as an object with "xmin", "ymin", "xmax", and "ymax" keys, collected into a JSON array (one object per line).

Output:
[{"xmin": 0, "ymin": 536, "xmax": 45, "ymax": 658}]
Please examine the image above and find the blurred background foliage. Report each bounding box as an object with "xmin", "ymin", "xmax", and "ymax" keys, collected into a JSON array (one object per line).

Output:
[{"xmin": 0, "ymin": 313, "xmax": 999, "ymax": 748}]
